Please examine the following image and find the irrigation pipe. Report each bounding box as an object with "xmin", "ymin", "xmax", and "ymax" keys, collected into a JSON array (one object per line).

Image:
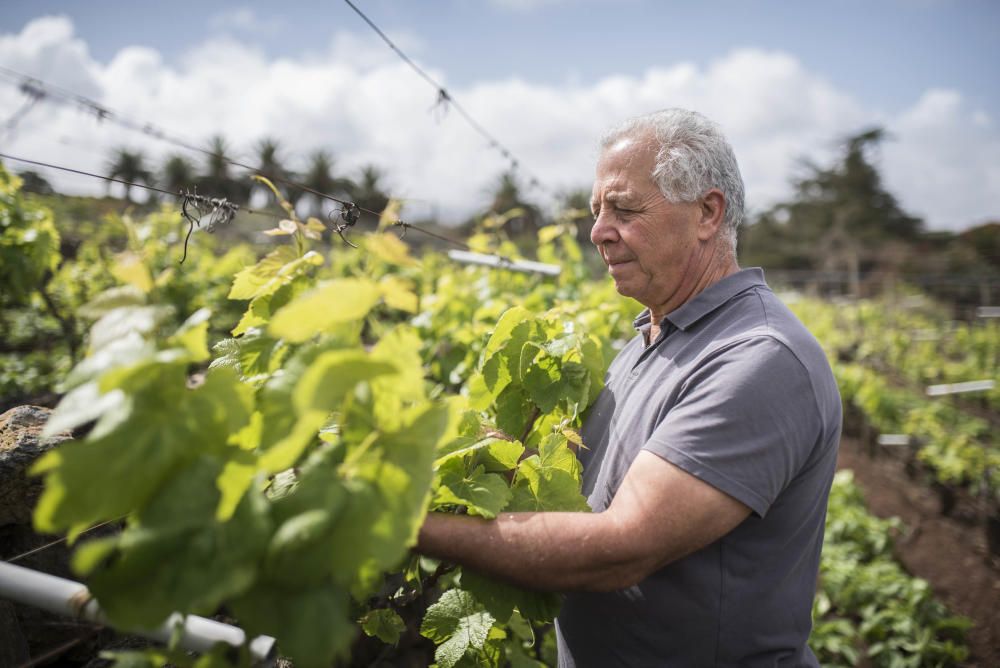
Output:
[
  {"xmin": 0, "ymin": 561, "xmax": 276, "ymax": 666},
  {"xmin": 447, "ymin": 249, "xmax": 561, "ymax": 276}
]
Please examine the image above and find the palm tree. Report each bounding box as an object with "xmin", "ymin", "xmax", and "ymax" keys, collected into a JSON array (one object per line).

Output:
[
  {"xmin": 255, "ymin": 137, "xmax": 286, "ymax": 180},
  {"xmin": 199, "ymin": 135, "xmax": 246, "ymax": 203},
  {"xmin": 161, "ymin": 154, "xmax": 197, "ymax": 194},
  {"xmin": 349, "ymin": 165, "xmax": 390, "ymax": 216},
  {"xmin": 301, "ymin": 150, "xmax": 354, "ymax": 217},
  {"xmin": 251, "ymin": 137, "xmax": 291, "ymax": 204},
  {"xmin": 106, "ymin": 148, "xmax": 154, "ymax": 202}
]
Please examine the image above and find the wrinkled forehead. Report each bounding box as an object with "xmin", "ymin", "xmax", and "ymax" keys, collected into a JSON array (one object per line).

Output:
[{"xmin": 591, "ymin": 134, "xmax": 659, "ymax": 199}]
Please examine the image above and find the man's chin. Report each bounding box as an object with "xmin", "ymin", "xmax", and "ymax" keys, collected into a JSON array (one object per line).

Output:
[{"xmin": 611, "ymin": 279, "xmax": 638, "ymax": 299}]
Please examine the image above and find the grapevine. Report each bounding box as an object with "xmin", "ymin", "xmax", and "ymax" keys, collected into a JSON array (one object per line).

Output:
[
  {"xmin": 2, "ymin": 165, "xmax": 973, "ymax": 667},
  {"xmin": 29, "ymin": 178, "xmax": 609, "ymax": 667}
]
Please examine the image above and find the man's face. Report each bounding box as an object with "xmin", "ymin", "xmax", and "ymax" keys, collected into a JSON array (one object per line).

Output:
[{"xmin": 590, "ymin": 134, "xmax": 704, "ymax": 309}]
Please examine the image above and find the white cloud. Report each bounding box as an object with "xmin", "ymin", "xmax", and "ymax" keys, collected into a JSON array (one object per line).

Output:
[
  {"xmin": 1, "ymin": 16, "xmax": 997, "ymax": 231},
  {"xmin": 0, "ymin": 15, "xmax": 100, "ymax": 96},
  {"xmin": 882, "ymin": 90, "xmax": 1000, "ymax": 228}
]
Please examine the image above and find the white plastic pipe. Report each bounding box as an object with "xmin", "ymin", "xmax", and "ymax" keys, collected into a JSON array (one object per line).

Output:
[
  {"xmin": 926, "ymin": 379, "xmax": 996, "ymax": 396},
  {"xmin": 448, "ymin": 250, "xmax": 561, "ymax": 276},
  {"xmin": 0, "ymin": 561, "xmax": 276, "ymax": 666},
  {"xmin": 977, "ymin": 306, "xmax": 1000, "ymax": 318}
]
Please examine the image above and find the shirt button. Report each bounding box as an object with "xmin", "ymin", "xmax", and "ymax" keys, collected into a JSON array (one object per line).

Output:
[{"xmin": 630, "ymin": 370, "xmax": 640, "ymax": 379}]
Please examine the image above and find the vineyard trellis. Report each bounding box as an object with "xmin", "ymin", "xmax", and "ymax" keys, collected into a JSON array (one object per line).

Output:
[
  {"xmin": 0, "ymin": 151, "xmax": 554, "ymax": 274},
  {"xmin": 0, "ymin": 162, "xmax": 976, "ymax": 667},
  {"xmin": 788, "ymin": 295, "xmax": 999, "ymax": 554}
]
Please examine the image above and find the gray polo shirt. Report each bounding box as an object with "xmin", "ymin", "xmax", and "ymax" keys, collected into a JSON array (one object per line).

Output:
[{"xmin": 555, "ymin": 268, "xmax": 841, "ymax": 668}]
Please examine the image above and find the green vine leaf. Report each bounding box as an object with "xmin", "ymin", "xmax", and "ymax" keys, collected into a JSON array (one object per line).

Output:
[
  {"xmin": 421, "ymin": 589, "xmax": 496, "ymax": 668},
  {"xmin": 433, "ymin": 459, "xmax": 512, "ymax": 519},
  {"xmin": 230, "ymin": 580, "xmax": 353, "ymax": 668},
  {"xmin": 268, "ymin": 278, "xmax": 381, "ymax": 343},
  {"xmin": 461, "ymin": 570, "xmax": 562, "ymax": 624},
  {"xmin": 73, "ymin": 465, "xmax": 272, "ymax": 629},
  {"xmin": 33, "ymin": 367, "xmax": 253, "ymax": 534},
  {"xmin": 361, "ymin": 608, "xmax": 407, "ymax": 645},
  {"xmin": 508, "ymin": 437, "xmax": 589, "ymax": 513}
]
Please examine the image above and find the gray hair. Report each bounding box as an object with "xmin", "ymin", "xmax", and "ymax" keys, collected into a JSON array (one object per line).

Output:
[{"xmin": 600, "ymin": 108, "xmax": 745, "ymax": 253}]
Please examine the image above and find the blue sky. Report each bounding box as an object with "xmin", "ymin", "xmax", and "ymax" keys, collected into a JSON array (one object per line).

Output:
[{"xmin": 1, "ymin": 0, "xmax": 998, "ymax": 229}]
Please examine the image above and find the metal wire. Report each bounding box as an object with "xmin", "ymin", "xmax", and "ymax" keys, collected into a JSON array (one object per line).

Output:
[
  {"xmin": 342, "ymin": 0, "xmax": 551, "ymax": 195},
  {"xmin": 0, "ymin": 67, "xmax": 358, "ymax": 210},
  {"xmin": 5, "ymin": 518, "xmax": 122, "ymax": 565},
  {"xmin": 0, "ymin": 152, "xmax": 289, "ymax": 262},
  {"xmin": 0, "ymin": 152, "xmax": 278, "ymax": 217},
  {"xmin": 0, "ymin": 151, "xmax": 540, "ymax": 273},
  {"xmin": 16, "ymin": 625, "xmax": 105, "ymax": 668},
  {"xmin": 0, "ymin": 67, "xmax": 480, "ymax": 251}
]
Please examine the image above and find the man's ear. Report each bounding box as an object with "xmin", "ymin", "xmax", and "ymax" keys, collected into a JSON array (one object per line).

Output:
[{"xmin": 697, "ymin": 189, "xmax": 726, "ymax": 241}]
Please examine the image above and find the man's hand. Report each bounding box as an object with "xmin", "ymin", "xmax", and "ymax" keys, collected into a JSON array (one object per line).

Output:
[{"xmin": 416, "ymin": 450, "xmax": 751, "ymax": 592}]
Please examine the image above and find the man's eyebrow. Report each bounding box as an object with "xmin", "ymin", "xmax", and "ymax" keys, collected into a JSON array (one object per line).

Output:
[
  {"xmin": 605, "ymin": 190, "xmax": 639, "ymax": 204},
  {"xmin": 592, "ymin": 186, "xmax": 638, "ymax": 211}
]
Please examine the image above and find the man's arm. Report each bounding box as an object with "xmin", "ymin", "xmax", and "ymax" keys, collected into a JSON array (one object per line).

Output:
[{"xmin": 416, "ymin": 450, "xmax": 751, "ymax": 592}]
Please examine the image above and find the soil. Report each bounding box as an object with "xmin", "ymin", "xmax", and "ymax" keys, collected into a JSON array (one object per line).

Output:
[{"xmin": 837, "ymin": 436, "xmax": 1000, "ymax": 667}]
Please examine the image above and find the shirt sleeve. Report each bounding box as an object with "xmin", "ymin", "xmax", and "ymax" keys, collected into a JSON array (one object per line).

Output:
[{"xmin": 642, "ymin": 335, "xmax": 822, "ymax": 518}]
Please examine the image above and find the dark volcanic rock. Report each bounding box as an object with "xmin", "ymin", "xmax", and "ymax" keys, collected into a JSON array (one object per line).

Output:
[
  {"xmin": 0, "ymin": 404, "xmax": 72, "ymax": 527},
  {"xmin": 0, "ymin": 600, "xmax": 30, "ymax": 666}
]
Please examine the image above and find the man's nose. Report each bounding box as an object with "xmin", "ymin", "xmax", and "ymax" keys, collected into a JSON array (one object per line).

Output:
[{"xmin": 590, "ymin": 211, "xmax": 619, "ymax": 247}]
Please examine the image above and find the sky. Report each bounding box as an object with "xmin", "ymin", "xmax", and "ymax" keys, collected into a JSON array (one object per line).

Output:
[{"xmin": 1, "ymin": 0, "xmax": 998, "ymax": 231}]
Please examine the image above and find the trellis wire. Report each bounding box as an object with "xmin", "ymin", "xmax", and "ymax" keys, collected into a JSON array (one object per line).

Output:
[
  {"xmin": 1, "ymin": 152, "xmax": 555, "ymax": 273},
  {"xmin": 0, "ymin": 66, "xmax": 514, "ymax": 253},
  {"xmin": 0, "ymin": 153, "xmax": 285, "ymax": 262},
  {"xmin": 342, "ymin": 0, "xmax": 550, "ymax": 195},
  {"xmin": 5, "ymin": 517, "xmax": 122, "ymax": 565}
]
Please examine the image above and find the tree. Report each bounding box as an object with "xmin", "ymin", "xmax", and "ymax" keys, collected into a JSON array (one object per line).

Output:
[
  {"xmin": 740, "ymin": 128, "xmax": 924, "ymax": 283},
  {"xmin": 16, "ymin": 170, "xmax": 54, "ymax": 195},
  {"xmin": 485, "ymin": 171, "xmax": 542, "ymax": 237},
  {"xmin": 960, "ymin": 222, "xmax": 1000, "ymax": 272},
  {"xmin": 199, "ymin": 135, "xmax": 246, "ymax": 203},
  {"xmin": 106, "ymin": 148, "xmax": 154, "ymax": 202},
  {"xmin": 558, "ymin": 188, "xmax": 595, "ymax": 249},
  {"xmin": 161, "ymin": 154, "xmax": 198, "ymax": 195},
  {"xmin": 251, "ymin": 137, "xmax": 292, "ymax": 204},
  {"xmin": 301, "ymin": 150, "xmax": 354, "ymax": 218},
  {"xmin": 348, "ymin": 164, "xmax": 390, "ymax": 216}
]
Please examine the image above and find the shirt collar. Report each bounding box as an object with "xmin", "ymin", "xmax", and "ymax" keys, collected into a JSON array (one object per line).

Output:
[{"xmin": 632, "ymin": 267, "xmax": 767, "ymax": 332}]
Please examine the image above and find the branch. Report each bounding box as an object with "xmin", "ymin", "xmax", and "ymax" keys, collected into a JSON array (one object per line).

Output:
[
  {"xmin": 37, "ymin": 280, "xmax": 79, "ymax": 361},
  {"xmin": 519, "ymin": 406, "xmax": 542, "ymax": 445},
  {"xmin": 368, "ymin": 561, "xmax": 457, "ymax": 614}
]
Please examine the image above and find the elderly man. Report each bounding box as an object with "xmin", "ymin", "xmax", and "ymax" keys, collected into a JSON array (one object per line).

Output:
[{"xmin": 418, "ymin": 108, "xmax": 841, "ymax": 667}]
